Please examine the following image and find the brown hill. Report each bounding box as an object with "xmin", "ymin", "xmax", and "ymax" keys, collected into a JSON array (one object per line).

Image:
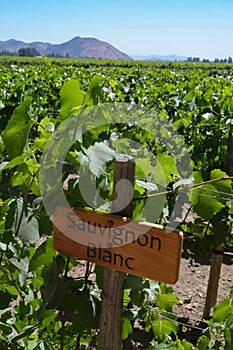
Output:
[{"xmin": 0, "ymin": 36, "xmax": 131, "ymax": 60}]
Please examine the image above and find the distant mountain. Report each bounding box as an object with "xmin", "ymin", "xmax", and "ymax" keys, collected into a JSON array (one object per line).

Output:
[
  {"xmin": 0, "ymin": 37, "xmax": 132, "ymax": 60},
  {"xmin": 131, "ymin": 54, "xmax": 188, "ymax": 62}
]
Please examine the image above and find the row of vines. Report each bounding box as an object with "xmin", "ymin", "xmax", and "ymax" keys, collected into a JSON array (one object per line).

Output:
[{"xmin": 0, "ymin": 56, "xmax": 233, "ymax": 349}]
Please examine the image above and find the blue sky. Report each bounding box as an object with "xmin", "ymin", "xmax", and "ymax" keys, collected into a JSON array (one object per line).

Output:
[{"xmin": 1, "ymin": 0, "xmax": 233, "ymax": 59}]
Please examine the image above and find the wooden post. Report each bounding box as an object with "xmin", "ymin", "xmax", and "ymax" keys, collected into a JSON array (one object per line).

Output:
[
  {"xmin": 99, "ymin": 155, "xmax": 135, "ymax": 350},
  {"xmin": 203, "ymin": 246, "xmax": 223, "ymax": 319}
]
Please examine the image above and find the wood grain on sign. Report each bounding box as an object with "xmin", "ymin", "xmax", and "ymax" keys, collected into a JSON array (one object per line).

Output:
[{"xmin": 53, "ymin": 206, "xmax": 183, "ymax": 284}]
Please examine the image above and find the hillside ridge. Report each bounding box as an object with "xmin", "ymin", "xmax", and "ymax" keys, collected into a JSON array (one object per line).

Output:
[{"xmin": 0, "ymin": 36, "xmax": 132, "ymax": 60}]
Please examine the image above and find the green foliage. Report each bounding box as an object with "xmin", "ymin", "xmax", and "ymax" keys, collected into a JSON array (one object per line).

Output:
[
  {"xmin": 2, "ymin": 98, "xmax": 32, "ymax": 158},
  {"xmin": 80, "ymin": 141, "xmax": 116, "ymax": 177},
  {"xmin": 191, "ymin": 170, "xmax": 232, "ymax": 220},
  {"xmin": 1, "ymin": 57, "xmax": 233, "ymax": 348},
  {"xmin": 59, "ymin": 79, "xmax": 85, "ymax": 119},
  {"xmin": 11, "ymin": 198, "xmax": 40, "ymax": 245},
  {"xmin": 194, "ymin": 287, "xmax": 233, "ymax": 349}
]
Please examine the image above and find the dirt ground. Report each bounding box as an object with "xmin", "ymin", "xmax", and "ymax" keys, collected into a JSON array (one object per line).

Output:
[
  {"xmin": 170, "ymin": 247, "xmax": 233, "ymax": 345},
  {"xmin": 122, "ymin": 247, "xmax": 233, "ymax": 348},
  {"xmin": 173, "ymin": 248, "xmax": 233, "ymax": 321}
]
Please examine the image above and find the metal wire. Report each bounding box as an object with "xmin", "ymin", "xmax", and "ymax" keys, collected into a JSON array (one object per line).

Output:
[
  {"xmin": 134, "ymin": 176, "xmax": 233, "ymax": 203},
  {"xmin": 159, "ymin": 313, "xmax": 208, "ymax": 332},
  {"xmin": 189, "ymin": 191, "xmax": 232, "ymax": 202},
  {"xmin": 163, "ymin": 310, "xmax": 208, "ymax": 328},
  {"xmin": 191, "ymin": 186, "xmax": 233, "ymax": 198}
]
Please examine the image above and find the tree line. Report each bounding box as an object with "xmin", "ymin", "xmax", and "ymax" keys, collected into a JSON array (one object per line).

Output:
[
  {"xmin": 0, "ymin": 47, "xmax": 70, "ymax": 58},
  {"xmin": 187, "ymin": 56, "xmax": 233, "ymax": 63}
]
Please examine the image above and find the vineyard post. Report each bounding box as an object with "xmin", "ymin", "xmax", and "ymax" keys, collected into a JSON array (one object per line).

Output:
[
  {"xmin": 99, "ymin": 154, "xmax": 135, "ymax": 350},
  {"xmin": 203, "ymin": 126, "xmax": 233, "ymax": 319},
  {"xmin": 203, "ymin": 245, "xmax": 224, "ymax": 319}
]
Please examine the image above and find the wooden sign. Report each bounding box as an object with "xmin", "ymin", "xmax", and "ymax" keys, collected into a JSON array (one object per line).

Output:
[{"xmin": 53, "ymin": 206, "xmax": 183, "ymax": 284}]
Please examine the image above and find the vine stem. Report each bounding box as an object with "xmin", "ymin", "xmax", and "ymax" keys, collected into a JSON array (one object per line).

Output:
[
  {"xmin": 64, "ymin": 257, "xmax": 70, "ymax": 277},
  {"xmin": 76, "ymin": 333, "xmax": 80, "ymax": 350},
  {"xmin": 84, "ymin": 262, "xmax": 90, "ymax": 288},
  {"xmin": 182, "ymin": 205, "xmax": 193, "ymax": 224},
  {"xmin": 60, "ymin": 311, "xmax": 65, "ymax": 350},
  {"xmin": 30, "ymin": 117, "xmax": 57, "ymax": 141},
  {"xmin": 15, "ymin": 200, "xmax": 25, "ymax": 237}
]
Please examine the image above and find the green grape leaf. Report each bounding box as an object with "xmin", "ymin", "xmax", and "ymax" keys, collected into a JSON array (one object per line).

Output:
[
  {"xmin": 191, "ymin": 170, "xmax": 232, "ymax": 220},
  {"xmin": 156, "ymin": 293, "xmax": 179, "ymax": 311},
  {"xmin": 212, "ymin": 297, "xmax": 232, "ymax": 322},
  {"xmin": 9, "ymin": 256, "xmax": 30, "ymax": 286},
  {"xmin": 136, "ymin": 157, "xmax": 154, "ymax": 178},
  {"xmin": 109, "ymin": 79, "xmax": 115, "ymax": 87},
  {"xmin": 122, "ymin": 317, "xmax": 133, "ymax": 340},
  {"xmin": 39, "ymin": 255, "xmax": 66, "ymax": 314},
  {"xmin": 86, "ymin": 75, "xmax": 104, "ymax": 105},
  {"xmin": 135, "ymin": 179, "xmax": 158, "ymax": 192},
  {"xmin": 173, "ymin": 114, "xmax": 192, "ymax": 130},
  {"xmin": 180, "ymin": 339, "xmax": 194, "ymax": 350},
  {"xmin": 12, "ymin": 199, "xmax": 40, "ymax": 246},
  {"xmin": 196, "ymin": 335, "xmax": 210, "ymax": 350},
  {"xmin": 71, "ymin": 288, "xmax": 98, "ymax": 333},
  {"xmin": 60, "ymin": 80, "xmax": 85, "ymax": 118},
  {"xmin": 11, "ymin": 325, "xmax": 38, "ymax": 343},
  {"xmin": 41, "ymin": 310, "xmax": 57, "ymax": 327},
  {"xmin": 149, "ymin": 341, "xmax": 178, "ymax": 349},
  {"xmin": 155, "ymin": 153, "xmax": 178, "ymax": 184},
  {"xmin": 224, "ymin": 327, "xmax": 233, "ymax": 345},
  {"xmin": 123, "ymin": 290, "xmax": 131, "ymax": 308},
  {"xmin": 2, "ymin": 98, "xmax": 32, "ymax": 158},
  {"xmin": 0, "ymin": 153, "xmax": 29, "ymax": 170},
  {"xmin": 123, "ymin": 274, "xmax": 143, "ymax": 290},
  {"xmin": 152, "ymin": 318, "xmax": 178, "ymax": 336},
  {"xmin": 38, "ymin": 117, "xmax": 55, "ymax": 136},
  {"xmin": 83, "ymin": 142, "xmax": 116, "ymax": 177},
  {"xmin": 46, "ymin": 277, "xmax": 69, "ymax": 309},
  {"xmin": 185, "ymin": 90, "xmax": 195, "ymax": 102},
  {"xmin": 30, "ymin": 237, "xmax": 55, "ymax": 271},
  {"xmin": 173, "ymin": 177, "xmax": 194, "ymax": 190}
]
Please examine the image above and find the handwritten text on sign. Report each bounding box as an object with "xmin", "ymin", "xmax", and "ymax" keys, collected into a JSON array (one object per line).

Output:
[{"xmin": 53, "ymin": 206, "xmax": 183, "ymax": 284}]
